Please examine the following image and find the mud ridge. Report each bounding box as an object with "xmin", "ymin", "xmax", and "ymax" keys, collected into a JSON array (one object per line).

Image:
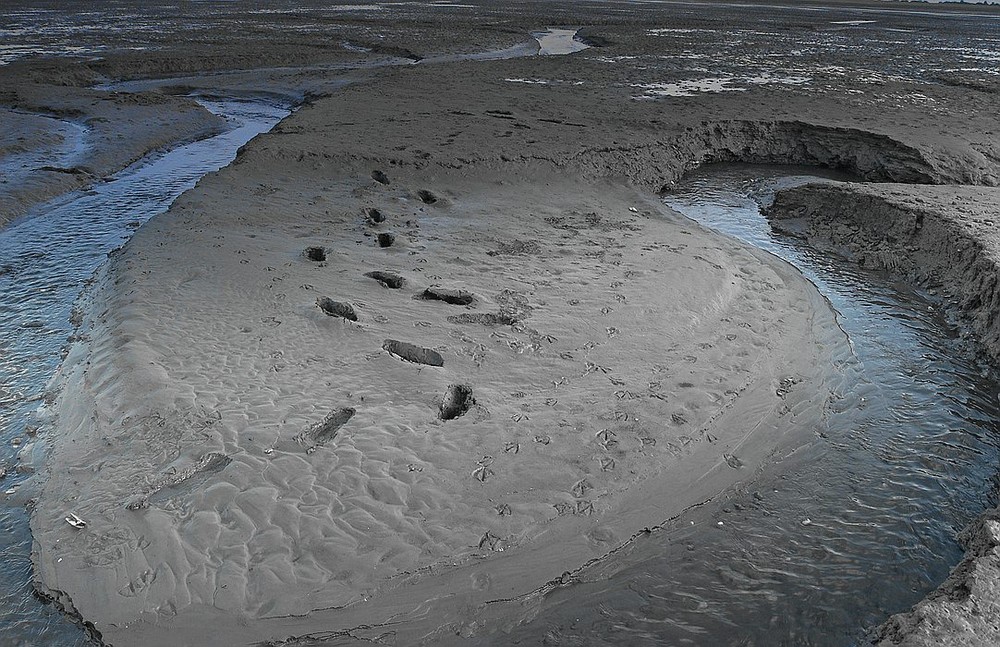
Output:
[
  {"xmin": 31, "ymin": 583, "xmax": 107, "ymax": 647},
  {"xmin": 447, "ymin": 312, "xmax": 518, "ymax": 326},
  {"xmin": 575, "ymin": 120, "xmax": 996, "ymax": 189},
  {"xmin": 875, "ymin": 511, "xmax": 1000, "ymax": 646}
]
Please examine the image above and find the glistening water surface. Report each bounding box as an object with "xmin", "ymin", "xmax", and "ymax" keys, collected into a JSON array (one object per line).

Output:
[
  {"xmin": 0, "ymin": 98, "xmax": 288, "ymax": 646},
  {"xmin": 497, "ymin": 166, "xmax": 1000, "ymax": 646}
]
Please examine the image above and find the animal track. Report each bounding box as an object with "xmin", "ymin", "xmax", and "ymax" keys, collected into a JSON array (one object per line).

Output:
[
  {"xmin": 488, "ymin": 239, "xmax": 541, "ymax": 256},
  {"xmin": 776, "ymin": 376, "xmax": 801, "ymax": 398},
  {"xmin": 446, "ymin": 312, "xmax": 518, "ymax": 326},
  {"xmin": 371, "ymin": 170, "xmax": 390, "ymax": 185},
  {"xmin": 472, "ymin": 456, "xmax": 495, "ymax": 482},
  {"xmin": 417, "ymin": 190, "xmax": 438, "ymax": 204},
  {"xmin": 296, "ymin": 407, "xmax": 355, "ymax": 451},
  {"xmin": 377, "ymin": 232, "xmax": 396, "ymax": 248},
  {"xmin": 383, "ymin": 339, "xmax": 444, "ymax": 366},
  {"xmin": 125, "ymin": 452, "xmax": 232, "ymax": 510},
  {"xmin": 419, "ymin": 287, "xmax": 474, "ymax": 306},
  {"xmin": 365, "ymin": 270, "xmax": 405, "ymax": 289},
  {"xmin": 478, "ymin": 531, "xmax": 511, "ymax": 551},
  {"xmin": 316, "ymin": 297, "xmax": 358, "ymax": 321},
  {"xmin": 439, "ymin": 384, "xmax": 475, "ymax": 420},
  {"xmin": 367, "ymin": 207, "xmax": 386, "ymax": 223},
  {"xmin": 303, "ymin": 246, "xmax": 327, "ymax": 262}
]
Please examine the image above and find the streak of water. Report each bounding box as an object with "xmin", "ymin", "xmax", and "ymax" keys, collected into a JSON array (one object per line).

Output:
[
  {"xmin": 495, "ymin": 165, "xmax": 1000, "ymax": 646},
  {"xmin": 0, "ymin": 98, "xmax": 288, "ymax": 646},
  {"xmin": 533, "ymin": 28, "xmax": 591, "ymax": 56}
]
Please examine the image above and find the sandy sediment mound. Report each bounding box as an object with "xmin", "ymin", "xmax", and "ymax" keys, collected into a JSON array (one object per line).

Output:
[
  {"xmin": 765, "ymin": 181, "xmax": 1000, "ymax": 647},
  {"xmin": 32, "ymin": 158, "xmax": 846, "ymax": 645}
]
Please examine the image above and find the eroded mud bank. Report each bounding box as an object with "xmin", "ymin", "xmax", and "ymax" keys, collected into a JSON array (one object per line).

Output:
[{"xmin": 766, "ymin": 182, "xmax": 1000, "ymax": 647}]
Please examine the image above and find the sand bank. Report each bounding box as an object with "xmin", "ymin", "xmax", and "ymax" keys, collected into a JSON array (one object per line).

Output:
[{"xmin": 32, "ymin": 153, "xmax": 847, "ymax": 643}]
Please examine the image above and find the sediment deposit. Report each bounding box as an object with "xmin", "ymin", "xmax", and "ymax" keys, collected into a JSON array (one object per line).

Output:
[{"xmin": 5, "ymin": 1, "xmax": 1000, "ymax": 645}]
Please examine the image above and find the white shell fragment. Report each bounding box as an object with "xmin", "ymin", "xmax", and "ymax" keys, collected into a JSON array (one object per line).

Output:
[{"xmin": 64, "ymin": 513, "xmax": 86, "ymax": 529}]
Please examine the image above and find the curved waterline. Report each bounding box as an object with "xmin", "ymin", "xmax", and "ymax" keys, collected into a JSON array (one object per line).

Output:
[
  {"xmin": 0, "ymin": 97, "xmax": 289, "ymax": 646},
  {"xmin": 491, "ymin": 165, "xmax": 1000, "ymax": 645}
]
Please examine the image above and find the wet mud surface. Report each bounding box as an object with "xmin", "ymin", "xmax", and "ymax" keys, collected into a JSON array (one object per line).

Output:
[{"xmin": 2, "ymin": 1, "xmax": 1000, "ymax": 646}]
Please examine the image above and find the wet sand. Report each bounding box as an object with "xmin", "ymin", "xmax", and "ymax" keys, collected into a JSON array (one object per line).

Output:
[
  {"xmin": 36, "ymin": 165, "xmax": 845, "ymax": 646},
  {"xmin": 5, "ymin": 0, "xmax": 1000, "ymax": 644}
]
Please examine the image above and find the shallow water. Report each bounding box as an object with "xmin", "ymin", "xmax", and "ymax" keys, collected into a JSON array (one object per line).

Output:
[
  {"xmin": 496, "ymin": 166, "xmax": 1000, "ymax": 646},
  {"xmin": 533, "ymin": 28, "xmax": 591, "ymax": 56},
  {"xmin": 0, "ymin": 98, "xmax": 288, "ymax": 646}
]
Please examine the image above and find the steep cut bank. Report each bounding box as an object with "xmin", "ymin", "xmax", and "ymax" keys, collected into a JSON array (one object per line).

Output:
[
  {"xmin": 765, "ymin": 182, "xmax": 1000, "ymax": 647},
  {"xmin": 677, "ymin": 121, "xmax": 995, "ymax": 186},
  {"xmin": 766, "ymin": 183, "xmax": 1000, "ymax": 362},
  {"xmin": 247, "ymin": 56, "xmax": 1000, "ymax": 197}
]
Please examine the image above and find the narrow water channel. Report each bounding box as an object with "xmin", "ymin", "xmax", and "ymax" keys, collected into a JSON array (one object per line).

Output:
[
  {"xmin": 0, "ymin": 97, "xmax": 288, "ymax": 646},
  {"xmin": 498, "ymin": 165, "xmax": 1000, "ymax": 646}
]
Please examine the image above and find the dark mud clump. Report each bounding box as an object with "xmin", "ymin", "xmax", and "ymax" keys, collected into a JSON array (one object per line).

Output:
[
  {"xmin": 383, "ymin": 339, "xmax": 444, "ymax": 366},
  {"xmin": 417, "ymin": 190, "xmax": 438, "ymax": 204},
  {"xmin": 296, "ymin": 407, "xmax": 355, "ymax": 450},
  {"xmin": 447, "ymin": 312, "xmax": 518, "ymax": 326},
  {"xmin": 367, "ymin": 208, "xmax": 386, "ymax": 223},
  {"xmin": 439, "ymin": 384, "xmax": 475, "ymax": 420},
  {"xmin": 377, "ymin": 232, "xmax": 396, "ymax": 248},
  {"xmin": 303, "ymin": 246, "xmax": 327, "ymax": 262},
  {"xmin": 365, "ymin": 270, "xmax": 405, "ymax": 289},
  {"xmin": 371, "ymin": 170, "xmax": 390, "ymax": 185},
  {"xmin": 317, "ymin": 297, "xmax": 358, "ymax": 321},
  {"xmin": 419, "ymin": 287, "xmax": 474, "ymax": 305}
]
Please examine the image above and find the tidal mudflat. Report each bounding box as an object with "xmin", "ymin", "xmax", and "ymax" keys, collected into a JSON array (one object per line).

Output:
[{"xmin": 3, "ymin": 1, "xmax": 1000, "ymax": 645}]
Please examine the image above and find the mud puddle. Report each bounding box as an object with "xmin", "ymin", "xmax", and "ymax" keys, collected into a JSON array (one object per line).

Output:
[{"xmin": 491, "ymin": 165, "xmax": 1000, "ymax": 646}]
